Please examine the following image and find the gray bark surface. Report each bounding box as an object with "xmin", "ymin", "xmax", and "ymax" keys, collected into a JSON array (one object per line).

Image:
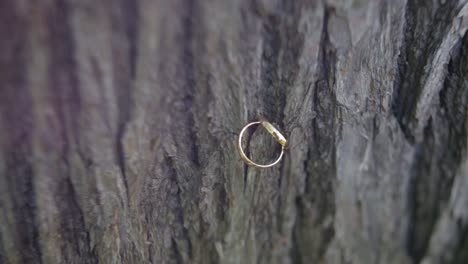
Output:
[{"xmin": 1, "ymin": 0, "xmax": 468, "ymax": 263}]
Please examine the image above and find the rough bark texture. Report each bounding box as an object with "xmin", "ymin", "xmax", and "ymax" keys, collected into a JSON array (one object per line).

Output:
[{"xmin": 1, "ymin": 0, "xmax": 468, "ymax": 263}]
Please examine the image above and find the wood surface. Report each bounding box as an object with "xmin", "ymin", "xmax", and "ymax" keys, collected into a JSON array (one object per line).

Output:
[{"xmin": 0, "ymin": 0, "xmax": 467, "ymax": 263}]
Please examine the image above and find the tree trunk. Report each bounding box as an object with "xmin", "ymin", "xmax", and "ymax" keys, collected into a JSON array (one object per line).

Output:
[{"xmin": 1, "ymin": 0, "xmax": 467, "ymax": 263}]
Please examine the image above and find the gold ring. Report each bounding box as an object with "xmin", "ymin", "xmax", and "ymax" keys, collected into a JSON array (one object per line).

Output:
[{"xmin": 238, "ymin": 120, "xmax": 287, "ymax": 168}]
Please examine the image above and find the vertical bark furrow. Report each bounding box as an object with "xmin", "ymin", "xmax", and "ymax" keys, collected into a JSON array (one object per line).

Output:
[
  {"xmin": 454, "ymin": 227, "xmax": 468, "ymax": 264},
  {"xmin": 165, "ymin": 154, "xmax": 193, "ymax": 263},
  {"xmin": 293, "ymin": 5, "xmax": 337, "ymax": 263},
  {"xmin": 45, "ymin": 1, "xmax": 100, "ymax": 262},
  {"xmin": 152, "ymin": 1, "xmax": 203, "ymax": 262},
  {"xmin": 407, "ymin": 25, "xmax": 468, "ymax": 264},
  {"xmin": 112, "ymin": 0, "xmax": 140, "ymax": 202},
  {"xmin": 406, "ymin": 119, "xmax": 437, "ymax": 262},
  {"xmin": 391, "ymin": 0, "xmax": 463, "ymax": 141},
  {"xmin": 4, "ymin": 155, "xmax": 42, "ymax": 263},
  {"xmin": 180, "ymin": 0, "xmax": 200, "ymax": 168},
  {"xmin": 0, "ymin": 2, "xmax": 42, "ymax": 263},
  {"xmin": 0, "ymin": 237, "xmax": 4, "ymax": 264},
  {"xmin": 260, "ymin": 14, "xmax": 283, "ymax": 123},
  {"xmin": 439, "ymin": 32, "xmax": 468, "ymax": 167}
]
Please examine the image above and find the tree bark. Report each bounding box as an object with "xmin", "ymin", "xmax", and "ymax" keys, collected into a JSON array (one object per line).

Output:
[{"xmin": 1, "ymin": 0, "xmax": 467, "ymax": 263}]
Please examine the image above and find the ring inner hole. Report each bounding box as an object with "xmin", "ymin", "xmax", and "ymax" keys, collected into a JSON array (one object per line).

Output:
[{"xmin": 242, "ymin": 124, "xmax": 282, "ymax": 164}]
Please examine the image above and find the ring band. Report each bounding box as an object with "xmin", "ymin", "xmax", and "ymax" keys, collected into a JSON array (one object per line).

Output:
[{"xmin": 238, "ymin": 120, "xmax": 287, "ymax": 168}]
